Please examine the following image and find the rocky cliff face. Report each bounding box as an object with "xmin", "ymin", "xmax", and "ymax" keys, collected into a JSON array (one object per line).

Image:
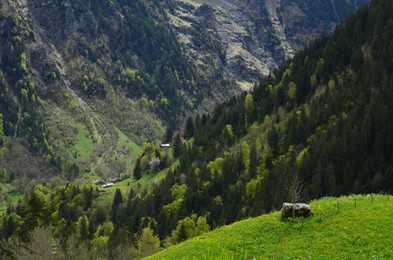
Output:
[{"xmin": 165, "ymin": 0, "xmax": 369, "ymax": 92}]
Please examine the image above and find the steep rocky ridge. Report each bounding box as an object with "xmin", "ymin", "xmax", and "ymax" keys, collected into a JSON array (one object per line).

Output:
[{"xmin": 165, "ymin": 0, "xmax": 369, "ymax": 91}]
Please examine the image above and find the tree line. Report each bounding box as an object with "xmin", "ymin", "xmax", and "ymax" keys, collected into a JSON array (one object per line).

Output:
[{"xmin": 2, "ymin": 0, "xmax": 393, "ymax": 258}]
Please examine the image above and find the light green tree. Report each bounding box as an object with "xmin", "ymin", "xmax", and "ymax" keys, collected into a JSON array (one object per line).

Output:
[
  {"xmin": 76, "ymin": 215, "xmax": 90, "ymax": 241},
  {"xmin": 242, "ymin": 141, "xmax": 250, "ymax": 173},
  {"xmin": 310, "ymin": 74, "xmax": 317, "ymax": 88},
  {"xmin": 138, "ymin": 227, "xmax": 161, "ymax": 258},
  {"xmin": 244, "ymin": 93, "xmax": 254, "ymax": 126},
  {"xmin": 163, "ymin": 215, "xmax": 210, "ymax": 247},
  {"xmin": 288, "ymin": 81, "xmax": 297, "ymax": 100}
]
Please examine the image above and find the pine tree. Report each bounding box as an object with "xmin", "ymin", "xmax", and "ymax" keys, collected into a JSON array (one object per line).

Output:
[
  {"xmin": 133, "ymin": 157, "xmax": 142, "ymax": 180},
  {"xmin": 185, "ymin": 117, "xmax": 195, "ymax": 138},
  {"xmin": 173, "ymin": 133, "xmax": 182, "ymax": 158},
  {"xmin": 163, "ymin": 125, "xmax": 173, "ymax": 143},
  {"xmin": 112, "ymin": 189, "xmax": 123, "ymax": 211},
  {"xmin": 249, "ymin": 143, "xmax": 257, "ymax": 179},
  {"xmin": 111, "ymin": 189, "xmax": 123, "ymax": 226},
  {"xmin": 77, "ymin": 215, "xmax": 90, "ymax": 241}
]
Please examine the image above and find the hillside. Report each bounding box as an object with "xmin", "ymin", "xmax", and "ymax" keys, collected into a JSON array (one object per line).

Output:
[
  {"xmin": 4, "ymin": 0, "xmax": 393, "ymax": 259},
  {"xmin": 128, "ymin": 0, "xmax": 393, "ymax": 254},
  {"xmin": 149, "ymin": 195, "xmax": 393, "ymax": 259},
  {"xmin": 0, "ymin": 0, "xmax": 368, "ymax": 185},
  {"xmin": 161, "ymin": 0, "xmax": 393, "ymax": 222}
]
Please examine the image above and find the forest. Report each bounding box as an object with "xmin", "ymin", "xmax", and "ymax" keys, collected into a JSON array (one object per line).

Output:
[{"xmin": 1, "ymin": 0, "xmax": 393, "ymax": 258}]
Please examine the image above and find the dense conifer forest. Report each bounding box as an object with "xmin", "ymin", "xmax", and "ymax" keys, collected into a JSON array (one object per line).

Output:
[{"xmin": 1, "ymin": 0, "xmax": 393, "ymax": 258}]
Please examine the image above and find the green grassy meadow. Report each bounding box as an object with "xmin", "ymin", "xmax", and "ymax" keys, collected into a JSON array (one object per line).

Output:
[
  {"xmin": 75, "ymin": 124, "xmax": 176, "ymax": 197},
  {"xmin": 111, "ymin": 127, "xmax": 141, "ymax": 173},
  {"xmin": 93, "ymin": 159, "xmax": 179, "ymax": 197},
  {"xmin": 75, "ymin": 123, "xmax": 94, "ymax": 160},
  {"xmin": 149, "ymin": 194, "xmax": 393, "ymax": 259}
]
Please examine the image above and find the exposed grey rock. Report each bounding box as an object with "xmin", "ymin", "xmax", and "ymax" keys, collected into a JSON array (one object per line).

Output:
[
  {"xmin": 282, "ymin": 203, "xmax": 312, "ymax": 218},
  {"xmin": 166, "ymin": 0, "xmax": 370, "ymax": 95}
]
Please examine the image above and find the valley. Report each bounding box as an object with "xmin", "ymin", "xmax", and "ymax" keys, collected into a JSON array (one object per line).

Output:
[
  {"xmin": 3, "ymin": 0, "xmax": 393, "ymax": 259},
  {"xmin": 0, "ymin": 0, "xmax": 368, "ymax": 183}
]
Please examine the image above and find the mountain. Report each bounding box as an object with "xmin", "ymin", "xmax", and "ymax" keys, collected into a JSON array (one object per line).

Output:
[
  {"xmin": 165, "ymin": 0, "xmax": 370, "ymax": 92},
  {"xmin": 2, "ymin": 0, "xmax": 393, "ymax": 258},
  {"xmin": 171, "ymin": 0, "xmax": 393, "ymax": 219},
  {"xmin": 0, "ymin": 0, "xmax": 369, "ymax": 183},
  {"xmin": 148, "ymin": 195, "xmax": 393, "ymax": 259},
  {"xmin": 129, "ymin": 0, "xmax": 391, "ymax": 249}
]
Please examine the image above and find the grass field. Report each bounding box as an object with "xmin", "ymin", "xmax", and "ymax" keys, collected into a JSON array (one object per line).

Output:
[
  {"xmin": 94, "ymin": 160, "xmax": 179, "ymax": 197},
  {"xmin": 149, "ymin": 194, "xmax": 393, "ymax": 259},
  {"xmin": 75, "ymin": 123, "xmax": 94, "ymax": 160},
  {"xmin": 111, "ymin": 127, "xmax": 141, "ymax": 173}
]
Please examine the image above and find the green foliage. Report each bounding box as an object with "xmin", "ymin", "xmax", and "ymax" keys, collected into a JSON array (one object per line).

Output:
[
  {"xmin": 244, "ymin": 93, "xmax": 254, "ymax": 126},
  {"xmin": 20, "ymin": 52, "xmax": 27, "ymax": 72},
  {"xmin": 1, "ymin": 1, "xmax": 391, "ymax": 259},
  {"xmin": 207, "ymin": 157, "xmax": 224, "ymax": 175},
  {"xmin": 112, "ymin": 189, "xmax": 123, "ymax": 210},
  {"xmin": 138, "ymin": 227, "xmax": 161, "ymax": 258},
  {"xmin": 20, "ymin": 88, "xmax": 28, "ymax": 99},
  {"xmin": 20, "ymin": 185, "xmax": 51, "ymax": 236},
  {"xmin": 133, "ymin": 142, "xmax": 172, "ymax": 175},
  {"xmin": 220, "ymin": 124, "xmax": 234, "ymax": 147},
  {"xmin": 287, "ymin": 81, "xmax": 296, "ymax": 101},
  {"xmin": 171, "ymin": 184, "xmax": 187, "ymax": 200},
  {"xmin": 164, "ymin": 0, "xmax": 393, "ymax": 225},
  {"xmin": 77, "ymin": 215, "xmax": 90, "ymax": 241},
  {"xmin": 241, "ymin": 141, "xmax": 250, "ymax": 173},
  {"xmin": 184, "ymin": 117, "xmax": 195, "ymax": 138},
  {"xmin": 133, "ymin": 157, "xmax": 142, "ymax": 180},
  {"xmin": 172, "ymin": 133, "xmax": 182, "ymax": 158},
  {"xmin": 164, "ymin": 215, "xmax": 210, "ymax": 247}
]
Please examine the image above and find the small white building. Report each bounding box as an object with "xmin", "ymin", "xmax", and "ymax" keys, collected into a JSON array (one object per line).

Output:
[
  {"xmin": 101, "ymin": 182, "xmax": 114, "ymax": 188},
  {"xmin": 160, "ymin": 143, "xmax": 170, "ymax": 148}
]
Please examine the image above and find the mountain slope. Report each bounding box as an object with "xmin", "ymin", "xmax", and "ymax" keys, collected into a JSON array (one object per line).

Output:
[
  {"xmin": 149, "ymin": 195, "xmax": 393, "ymax": 259},
  {"xmin": 165, "ymin": 0, "xmax": 369, "ymax": 91},
  {"xmin": 0, "ymin": 0, "xmax": 188, "ymax": 182},
  {"xmin": 2, "ymin": 1, "xmax": 393, "ymax": 259},
  {"xmin": 0, "ymin": 0, "xmax": 369, "ymax": 183},
  {"xmin": 167, "ymin": 0, "xmax": 393, "ymax": 222}
]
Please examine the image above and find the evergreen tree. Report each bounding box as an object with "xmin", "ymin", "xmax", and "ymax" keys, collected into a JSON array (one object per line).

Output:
[
  {"xmin": 77, "ymin": 215, "xmax": 90, "ymax": 241},
  {"xmin": 173, "ymin": 133, "xmax": 182, "ymax": 158},
  {"xmin": 185, "ymin": 116, "xmax": 195, "ymax": 138},
  {"xmin": 111, "ymin": 189, "xmax": 124, "ymax": 226},
  {"xmin": 112, "ymin": 189, "xmax": 123, "ymax": 210},
  {"xmin": 133, "ymin": 157, "xmax": 142, "ymax": 180},
  {"xmin": 20, "ymin": 187, "xmax": 50, "ymax": 240},
  {"xmin": 163, "ymin": 125, "xmax": 173, "ymax": 143},
  {"xmin": 249, "ymin": 143, "xmax": 257, "ymax": 179}
]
